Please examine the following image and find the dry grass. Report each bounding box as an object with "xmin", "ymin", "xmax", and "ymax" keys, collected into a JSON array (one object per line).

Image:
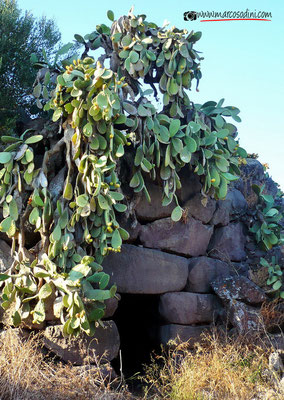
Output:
[
  {"xmin": 1, "ymin": 327, "xmax": 283, "ymax": 400},
  {"xmin": 0, "ymin": 328, "xmax": 132, "ymax": 400},
  {"xmin": 141, "ymin": 331, "xmax": 283, "ymax": 400}
]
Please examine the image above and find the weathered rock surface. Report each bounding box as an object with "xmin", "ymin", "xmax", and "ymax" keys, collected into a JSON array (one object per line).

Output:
[
  {"xmin": 183, "ymin": 194, "xmax": 216, "ymax": 224},
  {"xmin": 117, "ymin": 214, "xmax": 141, "ymax": 242},
  {"xmin": 139, "ymin": 217, "xmax": 213, "ymax": 257},
  {"xmin": 239, "ymin": 159, "xmax": 278, "ymax": 206},
  {"xmin": 176, "ymin": 168, "xmax": 202, "ymax": 204},
  {"xmin": 226, "ymin": 189, "xmax": 248, "ymax": 217},
  {"xmin": 43, "ymin": 321, "xmax": 120, "ymax": 365},
  {"xmin": 185, "ymin": 256, "xmax": 233, "ymax": 293},
  {"xmin": 211, "ymin": 275, "xmax": 267, "ymax": 304},
  {"xmin": 269, "ymin": 352, "xmax": 284, "ymax": 374},
  {"xmin": 160, "ymin": 324, "xmax": 210, "ymax": 347},
  {"xmin": 210, "ymin": 198, "xmax": 231, "ymax": 226},
  {"xmin": 103, "ymin": 244, "xmax": 188, "ymax": 294},
  {"xmin": 0, "ymin": 240, "xmax": 13, "ymax": 272},
  {"xmin": 208, "ymin": 222, "xmax": 246, "ymax": 261},
  {"xmin": 103, "ymin": 296, "xmax": 120, "ymax": 319},
  {"xmin": 159, "ymin": 292, "xmax": 221, "ymax": 325},
  {"xmin": 228, "ymin": 301, "xmax": 263, "ymax": 335},
  {"xmin": 135, "ymin": 181, "xmax": 175, "ymax": 221}
]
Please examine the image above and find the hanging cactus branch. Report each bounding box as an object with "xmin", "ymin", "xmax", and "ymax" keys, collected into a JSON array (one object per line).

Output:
[{"xmin": 1, "ymin": 8, "xmax": 271, "ymax": 335}]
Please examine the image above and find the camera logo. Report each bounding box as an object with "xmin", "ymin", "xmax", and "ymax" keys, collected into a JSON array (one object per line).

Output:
[{"xmin": 184, "ymin": 11, "xmax": 197, "ymax": 21}]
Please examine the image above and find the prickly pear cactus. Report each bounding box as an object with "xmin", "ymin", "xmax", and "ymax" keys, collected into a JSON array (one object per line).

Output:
[{"xmin": 0, "ymin": 8, "xmax": 256, "ymax": 335}]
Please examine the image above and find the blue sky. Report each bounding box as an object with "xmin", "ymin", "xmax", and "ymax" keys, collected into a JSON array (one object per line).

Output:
[{"xmin": 19, "ymin": 0, "xmax": 284, "ymax": 189}]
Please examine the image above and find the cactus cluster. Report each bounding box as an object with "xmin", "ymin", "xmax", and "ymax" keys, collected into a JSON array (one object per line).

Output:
[{"xmin": 0, "ymin": 9, "xmax": 281, "ymax": 334}]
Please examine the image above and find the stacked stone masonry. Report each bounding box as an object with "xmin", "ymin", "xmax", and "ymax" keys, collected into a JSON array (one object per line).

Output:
[{"xmin": 0, "ymin": 160, "xmax": 283, "ymax": 365}]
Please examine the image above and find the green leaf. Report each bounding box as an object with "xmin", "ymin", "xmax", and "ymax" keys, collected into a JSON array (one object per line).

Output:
[
  {"xmin": 29, "ymin": 207, "xmax": 39, "ymax": 225},
  {"xmin": 171, "ymin": 206, "xmax": 183, "ymax": 222},
  {"xmin": 138, "ymin": 104, "xmax": 150, "ymax": 117},
  {"xmin": 52, "ymin": 224, "xmax": 61, "ymax": 242},
  {"xmin": 89, "ymin": 308, "xmax": 105, "ymax": 321},
  {"xmin": 96, "ymin": 93, "xmax": 108, "ymax": 108},
  {"xmin": 69, "ymin": 264, "xmax": 91, "ymax": 281},
  {"xmin": 98, "ymin": 194, "xmax": 109, "ymax": 210},
  {"xmin": 33, "ymin": 300, "xmax": 45, "ymax": 323},
  {"xmin": 111, "ymin": 229, "xmax": 122, "ymax": 249},
  {"xmin": 0, "ymin": 217, "xmax": 12, "ymax": 232},
  {"xmin": 52, "ymin": 109, "xmax": 62, "ymax": 122},
  {"xmin": 12, "ymin": 311, "xmax": 21, "ymax": 327},
  {"xmin": 107, "ymin": 10, "xmax": 114, "ymax": 21},
  {"xmin": 1, "ymin": 136, "xmax": 22, "ymax": 143},
  {"xmin": 119, "ymin": 227, "xmax": 129, "ymax": 240},
  {"xmin": 114, "ymin": 203, "xmax": 127, "ymax": 212},
  {"xmin": 134, "ymin": 145, "xmax": 144, "ymax": 166},
  {"xmin": 220, "ymin": 172, "xmax": 239, "ymax": 181},
  {"xmin": 0, "ymin": 152, "xmax": 12, "ymax": 164},
  {"xmin": 218, "ymin": 177, "xmax": 228, "ymax": 199},
  {"xmin": 0, "ymin": 274, "xmax": 10, "ymax": 281},
  {"xmin": 160, "ymin": 164, "xmax": 171, "ymax": 180},
  {"xmin": 129, "ymin": 51, "xmax": 139, "ymax": 64},
  {"xmin": 108, "ymin": 191, "xmax": 124, "ymax": 201},
  {"xmin": 215, "ymin": 115, "xmax": 224, "ymax": 129},
  {"xmin": 130, "ymin": 172, "xmax": 140, "ymax": 188},
  {"xmin": 116, "ymin": 144, "xmax": 124, "ymax": 158},
  {"xmin": 236, "ymin": 147, "xmax": 247, "ymax": 158},
  {"xmin": 84, "ymin": 288, "xmax": 111, "ymax": 301},
  {"xmin": 33, "ymin": 267, "xmax": 50, "ymax": 278},
  {"xmin": 272, "ymin": 280, "xmax": 282, "ymax": 291},
  {"xmin": 99, "ymin": 274, "xmax": 110, "ymax": 290},
  {"xmin": 169, "ymin": 119, "xmax": 181, "ymax": 137},
  {"xmin": 123, "ymin": 102, "xmax": 137, "ymax": 115},
  {"xmin": 76, "ymin": 194, "xmax": 88, "ymax": 207},
  {"xmin": 9, "ymin": 199, "xmax": 18, "ymax": 221},
  {"xmin": 180, "ymin": 147, "xmax": 191, "ymax": 163},
  {"xmin": 265, "ymin": 208, "xmax": 278, "ymax": 217},
  {"xmin": 38, "ymin": 283, "xmax": 52, "ymax": 300},
  {"xmin": 83, "ymin": 123, "xmax": 93, "ymax": 137},
  {"xmin": 25, "ymin": 149, "xmax": 34, "ymax": 163},
  {"xmin": 146, "ymin": 50, "xmax": 156, "ymax": 61},
  {"xmin": 121, "ymin": 34, "xmax": 132, "ymax": 47},
  {"xmin": 33, "ymin": 83, "xmax": 42, "ymax": 98},
  {"xmin": 59, "ymin": 209, "xmax": 69, "ymax": 229},
  {"xmin": 216, "ymin": 129, "xmax": 229, "ymax": 139},
  {"xmin": 33, "ymin": 194, "xmax": 44, "ymax": 207},
  {"xmin": 261, "ymin": 194, "xmax": 274, "ymax": 204},
  {"xmin": 74, "ymin": 34, "xmax": 85, "ymax": 43},
  {"xmin": 62, "ymin": 181, "xmax": 73, "ymax": 201},
  {"xmin": 216, "ymin": 157, "xmax": 229, "ymax": 172},
  {"xmin": 172, "ymin": 138, "xmax": 183, "ymax": 153},
  {"xmin": 186, "ymin": 137, "xmax": 197, "ymax": 153},
  {"xmin": 25, "ymin": 135, "xmax": 43, "ymax": 145},
  {"xmin": 188, "ymin": 122, "xmax": 201, "ymax": 133}
]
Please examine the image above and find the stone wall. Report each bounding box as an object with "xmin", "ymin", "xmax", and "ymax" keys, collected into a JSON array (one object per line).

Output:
[
  {"xmin": 103, "ymin": 158, "xmax": 283, "ymax": 350},
  {"xmin": 0, "ymin": 158, "xmax": 283, "ymax": 368}
]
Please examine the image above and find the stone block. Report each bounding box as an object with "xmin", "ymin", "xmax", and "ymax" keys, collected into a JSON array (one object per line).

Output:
[
  {"xmin": 211, "ymin": 275, "xmax": 267, "ymax": 304},
  {"xmin": 103, "ymin": 244, "xmax": 188, "ymax": 294},
  {"xmin": 186, "ymin": 256, "xmax": 233, "ymax": 293},
  {"xmin": 160, "ymin": 324, "xmax": 210, "ymax": 347},
  {"xmin": 139, "ymin": 217, "xmax": 213, "ymax": 257},
  {"xmin": 208, "ymin": 222, "xmax": 246, "ymax": 261},
  {"xmin": 43, "ymin": 321, "xmax": 120, "ymax": 365},
  {"xmin": 183, "ymin": 194, "xmax": 216, "ymax": 224},
  {"xmin": 159, "ymin": 292, "xmax": 221, "ymax": 324}
]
